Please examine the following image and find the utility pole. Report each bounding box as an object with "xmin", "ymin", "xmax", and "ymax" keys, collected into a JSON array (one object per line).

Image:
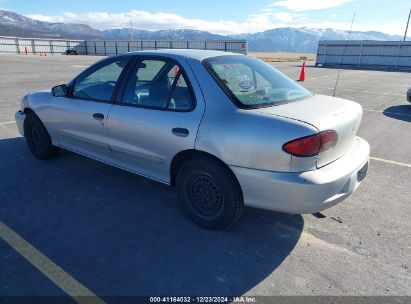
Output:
[
  {"xmin": 404, "ymin": 8, "xmax": 411, "ymax": 41},
  {"xmin": 130, "ymin": 20, "xmax": 133, "ymax": 41}
]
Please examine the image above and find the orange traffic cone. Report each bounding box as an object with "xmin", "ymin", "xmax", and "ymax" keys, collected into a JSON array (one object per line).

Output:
[{"xmin": 298, "ymin": 61, "xmax": 306, "ymax": 81}]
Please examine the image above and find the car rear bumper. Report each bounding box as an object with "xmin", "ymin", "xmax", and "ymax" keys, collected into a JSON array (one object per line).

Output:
[
  {"xmin": 15, "ymin": 110, "xmax": 25, "ymax": 136},
  {"xmin": 230, "ymin": 136, "xmax": 370, "ymax": 214}
]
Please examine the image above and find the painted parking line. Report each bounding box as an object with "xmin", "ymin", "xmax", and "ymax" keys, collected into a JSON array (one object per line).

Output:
[
  {"xmin": 304, "ymin": 85, "xmax": 404, "ymax": 97},
  {"xmin": 307, "ymin": 75, "xmax": 336, "ymax": 80},
  {"xmin": 0, "ymin": 123, "xmax": 20, "ymax": 136},
  {"xmin": 2, "ymin": 120, "xmax": 409, "ymax": 169},
  {"xmin": 344, "ymin": 89, "xmax": 403, "ymax": 97},
  {"xmin": 0, "ymin": 121, "xmax": 15, "ymax": 125},
  {"xmin": 370, "ymin": 157, "xmax": 411, "ymax": 168},
  {"xmin": 0, "ymin": 220, "xmax": 105, "ymax": 304},
  {"xmin": 308, "ymin": 71, "xmax": 364, "ymax": 80}
]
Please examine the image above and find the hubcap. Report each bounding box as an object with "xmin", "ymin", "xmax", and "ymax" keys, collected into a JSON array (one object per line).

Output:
[
  {"xmin": 187, "ymin": 173, "xmax": 224, "ymax": 218},
  {"xmin": 31, "ymin": 126, "xmax": 41, "ymax": 149}
]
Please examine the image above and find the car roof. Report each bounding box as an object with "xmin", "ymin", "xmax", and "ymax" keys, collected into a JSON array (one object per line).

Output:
[{"xmin": 124, "ymin": 49, "xmax": 244, "ymax": 61}]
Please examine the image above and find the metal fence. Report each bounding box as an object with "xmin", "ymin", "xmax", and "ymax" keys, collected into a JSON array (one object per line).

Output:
[
  {"xmin": 0, "ymin": 36, "xmax": 248, "ymax": 55},
  {"xmin": 316, "ymin": 40, "xmax": 411, "ymax": 70}
]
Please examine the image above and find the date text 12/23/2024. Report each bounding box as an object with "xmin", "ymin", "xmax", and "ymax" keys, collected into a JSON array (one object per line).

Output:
[{"xmin": 149, "ymin": 296, "xmax": 257, "ymax": 303}]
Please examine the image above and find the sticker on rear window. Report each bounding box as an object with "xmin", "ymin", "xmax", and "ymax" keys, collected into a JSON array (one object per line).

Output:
[{"xmin": 237, "ymin": 75, "xmax": 255, "ymax": 90}]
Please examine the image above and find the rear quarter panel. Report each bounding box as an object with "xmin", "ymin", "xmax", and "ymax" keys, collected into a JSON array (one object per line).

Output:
[{"xmin": 186, "ymin": 58, "xmax": 318, "ymax": 172}]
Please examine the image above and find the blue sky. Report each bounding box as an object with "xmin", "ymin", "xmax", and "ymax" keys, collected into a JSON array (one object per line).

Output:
[{"xmin": 1, "ymin": 0, "xmax": 410, "ymax": 36}]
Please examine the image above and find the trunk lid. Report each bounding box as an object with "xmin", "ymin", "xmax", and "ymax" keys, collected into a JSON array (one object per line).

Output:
[{"xmin": 254, "ymin": 94, "xmax": 363, "ymax": 168}]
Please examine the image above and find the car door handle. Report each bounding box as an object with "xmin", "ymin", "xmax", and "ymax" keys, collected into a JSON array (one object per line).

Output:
[
  {"xmin": 172, "ymin": 128, "xmax": 189, "ymax": 137},
  {"xmin": 92, "ymin": 113, "xmax": 105, "ymax": 121}
]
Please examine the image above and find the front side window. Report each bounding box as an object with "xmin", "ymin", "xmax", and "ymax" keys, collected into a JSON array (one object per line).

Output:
[
  {"xmin": 72, "ymin": 57, "xmax": 129, "ymax": 101},
  {"xmin": 203, "ymin": 55, "xmax": 312, "ymax": 108},
  {"xmin": 121, "ymin": 59, "xmax": 194, "ymax": 111}
]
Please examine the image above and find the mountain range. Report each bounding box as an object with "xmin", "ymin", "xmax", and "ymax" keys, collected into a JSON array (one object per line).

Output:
[{"xmin": 0, "ymin": 10, "xmax": 402, "ymax": 53}]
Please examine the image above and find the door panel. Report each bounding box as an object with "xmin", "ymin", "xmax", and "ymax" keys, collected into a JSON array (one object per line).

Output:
[
  {"xmin": 107, "ymin": 106, "xmax": 203, "ymax": 183},
  {"xmin": 107, "ymin": 57, "xmax": 205, "ymax": 183},
  {"xmin": 47, "ymin": 98, "xmax": 113, "ymax": 162},
  {"xmin": 48, "ymin": 56, "xmax": 131, "ymax": 162}
]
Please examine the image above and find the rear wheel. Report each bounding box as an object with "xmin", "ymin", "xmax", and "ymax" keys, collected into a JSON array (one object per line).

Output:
[
  {"xmin": 24, "ymin": 112, "xmax": 59, "ymax": 160},
  {"xmin": 176, "ymin": 156, "xmax": 244, "ymax": 229}
]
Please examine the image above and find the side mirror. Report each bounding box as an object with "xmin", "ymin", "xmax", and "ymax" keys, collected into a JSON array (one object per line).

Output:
[{"xmin": 51, "ymin": 84, "xmax": 68, "ymax": 97}]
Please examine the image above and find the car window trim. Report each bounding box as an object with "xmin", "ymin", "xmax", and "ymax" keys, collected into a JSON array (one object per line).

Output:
[
  {"xmin": 115, "ymin": 55, "xmax": 197, "ymax": 112},
  {"xmin": 68, "ymin": 55, "xmax": 134, "ymax": 104},
  {"xmin": 165, "ymin": 69, "xmax": 182, "ymax": 109}
]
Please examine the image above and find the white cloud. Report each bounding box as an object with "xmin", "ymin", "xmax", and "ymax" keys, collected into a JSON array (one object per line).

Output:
[
  {"xmin": 25, "ymin": 8, "xmax": 403, "ymax": 36},
  {"xmin": 349, "ymin": 22, "xmax": 404, "ymax": 36},
  {"xmin": 26, "ymin": 9, "xmax": 295, "ymax": 35},
  {"xmin": 299, "ymin": 20, "xmax": 404, "ymax": 36},
  {"xmin": 248, "ymin": 11, "xmax": 299, "ymax": 23},
  {"xmin": 271, "ymin": 0, "xmax": 353, "ymax": 12}
]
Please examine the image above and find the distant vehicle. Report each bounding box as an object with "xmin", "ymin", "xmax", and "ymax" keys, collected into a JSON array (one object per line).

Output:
[
  {"xmin": 65, "ymin": 49, "xmax": 78, "ymax": 55},
  {"xmin": 15, "ymin": 50, "xmax": 370, "ymax": 229},
  {"xmin": 407, "ymin": 87, "xmax": 411, "ymax": 102}
]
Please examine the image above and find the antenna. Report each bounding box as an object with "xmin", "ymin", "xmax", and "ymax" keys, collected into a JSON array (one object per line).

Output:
[
  {"xmin": 130, "ymin": 20, "xmax": 133, "ymax": 41},
  {"xmin": 333, "ymin": 12, "xmax": 356, "ymax": 97},
  {"xmin": 404, "ymin": 8, "xmax": 411, "ymax": 41}
]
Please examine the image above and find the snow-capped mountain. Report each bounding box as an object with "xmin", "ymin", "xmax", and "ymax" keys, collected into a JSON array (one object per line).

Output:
[
  {"xmin": 0, "ymin": 10, "xmax": 402, "ymax": 53},
  {"xmin": 0, "ymin": 10, "xmax": 102, "ymax": 39},
  {"xmin": 234, "ymin": 27, "xmax": 401, "ymax": 52},
  {"xmin": 103, "ymin": 28, "xmax": 227, "ymax": 41}
]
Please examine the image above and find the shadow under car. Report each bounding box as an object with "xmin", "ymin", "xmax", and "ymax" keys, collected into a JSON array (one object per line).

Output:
[{"xmin": 0, "ymin": 137, "xmax": 304, "ymax": 296}]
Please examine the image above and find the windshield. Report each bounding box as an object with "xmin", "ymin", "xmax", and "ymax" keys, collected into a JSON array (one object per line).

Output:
[{"xmin": 203, "ymin": 55, "xmax": 312, "ymax": 108}]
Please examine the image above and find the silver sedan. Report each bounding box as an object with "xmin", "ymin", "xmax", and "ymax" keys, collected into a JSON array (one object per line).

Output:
[{"xmin": 15, "ymin": 50, "xmax": 370, "ymax": 229}]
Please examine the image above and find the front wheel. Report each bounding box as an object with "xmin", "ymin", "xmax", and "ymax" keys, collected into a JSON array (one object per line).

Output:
[
  {"xmin": 176, "ymin": 156, "xmax": 244, "ymax": 229},
  {"xmin": 24, "ymin": 113, "xmax": 59, "ymax": 160}
]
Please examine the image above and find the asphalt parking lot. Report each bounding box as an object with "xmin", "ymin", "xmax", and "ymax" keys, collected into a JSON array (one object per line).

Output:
[{"xmin": 0, "ymin": 54, "xmax": 410, "ymax": 301}]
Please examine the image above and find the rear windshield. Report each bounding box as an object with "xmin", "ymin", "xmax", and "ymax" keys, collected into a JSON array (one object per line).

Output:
[{"xmin": 203, "ymin": 55, "xmax": 312, "ymax": 108}]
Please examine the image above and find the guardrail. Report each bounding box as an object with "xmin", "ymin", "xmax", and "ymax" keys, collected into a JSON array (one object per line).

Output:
[
  {"xmin": 0, "ymin": 36, "xmax": 248, "ymax": 55},
  {"xmin": 316, "ymin": 40, "xmax": 411, "ymax": 71}
]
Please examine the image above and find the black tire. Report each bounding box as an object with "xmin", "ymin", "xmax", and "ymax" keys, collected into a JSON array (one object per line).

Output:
[
  {"xmin": 176, "ymin": 156, "xmax": 244, "ymax": 229},
  {"xmin": 24, "ymin": 112, "xmax": 59, "ymax": 160}
]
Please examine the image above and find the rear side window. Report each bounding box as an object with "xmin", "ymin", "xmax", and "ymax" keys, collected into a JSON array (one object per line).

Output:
[
  {"xmin": 136, "ymin": 60, "xmax": 166, "ymax": 83},
  {"xmin": 121, "ymin": 59, "xmax": 195, "ymax": 111},
  {"xmin": 203, "ymin": 55, "xmax": 311, "ymax": 108},
  {"xmin": 72, "ymin": 57, "xmax": 129, "ymax": 101}
]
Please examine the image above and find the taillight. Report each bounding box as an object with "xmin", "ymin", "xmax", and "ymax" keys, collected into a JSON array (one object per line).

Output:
[
  {"xmin": 282, "ymin": 130, "xmax": 338, "ymax": 157},
  {"xmin": 282, "ymin": 134, "xmax": 320, "ymax": 157},
  {"xmin": 319, "ymin": 130, "xmax": 338, "ymax": 152}
]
